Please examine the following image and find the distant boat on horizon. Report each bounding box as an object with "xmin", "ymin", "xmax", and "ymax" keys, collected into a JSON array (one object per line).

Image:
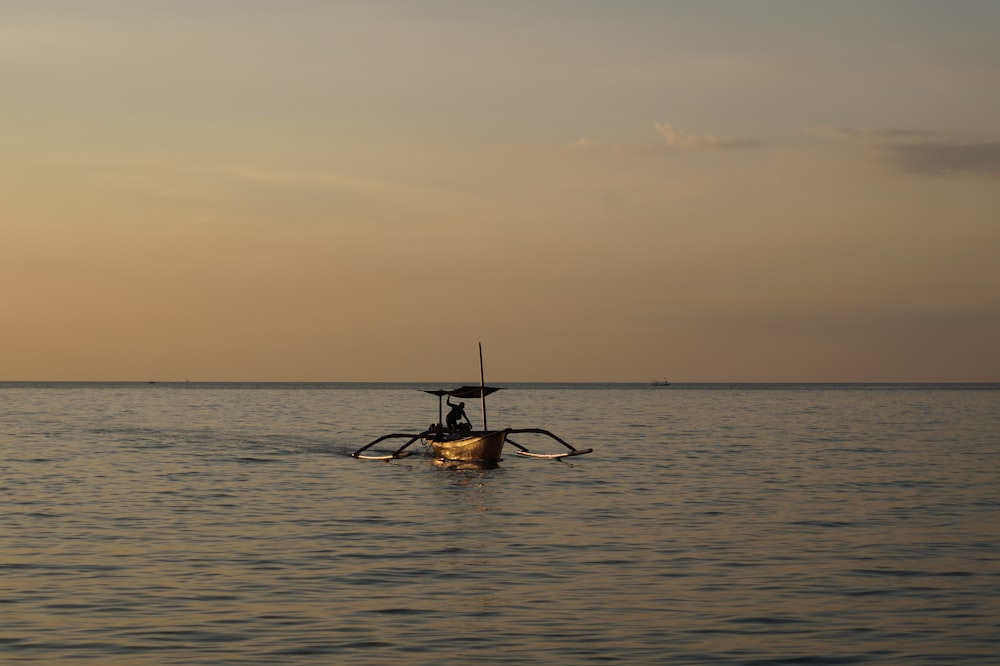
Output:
[{"xmin": 651, "ymin": 378, "xmax": 671, "ymax": 386}]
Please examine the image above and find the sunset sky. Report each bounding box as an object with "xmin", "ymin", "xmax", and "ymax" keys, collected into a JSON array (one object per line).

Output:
[{"xmin": 3, "ymin": 1, "xmax": 999, "ymax": 382}]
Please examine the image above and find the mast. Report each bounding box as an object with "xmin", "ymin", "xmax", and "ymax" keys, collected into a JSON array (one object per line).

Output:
[{"xmin": 479, "ymin": 342, "xmax": 488, "ymax": 430}]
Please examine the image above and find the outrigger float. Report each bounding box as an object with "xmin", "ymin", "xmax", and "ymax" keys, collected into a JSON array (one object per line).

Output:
[{"xmin": 352, "ymin": 345, "xmax": 593, "ymax": 463}]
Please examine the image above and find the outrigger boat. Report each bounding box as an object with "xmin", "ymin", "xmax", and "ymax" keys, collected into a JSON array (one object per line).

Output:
[{"xmin": 352, "ymin": 345, "xmax": 593, "ymax": 463}]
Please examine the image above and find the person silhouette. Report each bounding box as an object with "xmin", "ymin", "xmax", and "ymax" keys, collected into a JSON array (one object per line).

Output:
[{"xmin": 446, "ymin": 397, "xmax": 468, "ymax": 431}]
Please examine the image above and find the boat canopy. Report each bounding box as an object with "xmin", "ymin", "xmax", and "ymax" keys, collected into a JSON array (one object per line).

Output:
[{"xmin": 423, "ymin": 386, "xmax": 503, "ymax": 399}]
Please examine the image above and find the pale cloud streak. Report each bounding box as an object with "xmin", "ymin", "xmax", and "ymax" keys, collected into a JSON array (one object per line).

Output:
[
  {"xmin": 562, "ymin": 136, "xmax": 653, "ymax": 158},
  {"xmin": 562, "ymin": 122, "xmax": 759, "ymax": 157},
  {"xmin": 655, "ymin": 122, "xmax": 758, "ymax": 150},
  {"xmin": 887, "ymin": 141, "xmax": 1000, "ymax": 176}
]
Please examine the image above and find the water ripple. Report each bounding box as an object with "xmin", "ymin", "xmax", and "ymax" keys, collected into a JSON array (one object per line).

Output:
[{"xmin": 1, "ymin": 384, "xmax": 998, "ymax": 664}]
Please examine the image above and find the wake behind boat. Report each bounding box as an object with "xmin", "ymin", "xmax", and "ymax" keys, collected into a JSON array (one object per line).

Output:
[{"xmin": 351, "ymin": 346, "xmax": 593, "ymax": 463}]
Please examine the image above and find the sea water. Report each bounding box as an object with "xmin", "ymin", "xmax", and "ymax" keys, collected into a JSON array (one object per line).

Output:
[{"xmin": 1, "ymin": 383, "xmax": 998, "ymax": 664}]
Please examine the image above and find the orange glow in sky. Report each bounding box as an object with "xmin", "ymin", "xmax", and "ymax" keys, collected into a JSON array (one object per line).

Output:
[{"xmin": 3, "ymin": 2, "xmax": 999, "ymax": 381}]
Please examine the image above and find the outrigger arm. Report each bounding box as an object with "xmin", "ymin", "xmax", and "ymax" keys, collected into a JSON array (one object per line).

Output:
[
  {"xmin": 352, "ymin": 430, "xmax": 433, "ymax": 461},
  {"xmin": 506, "ymin": 428, "xmax": 594, "ymax": 459},
  {"xmin": 352, "ymin": 427, "xmax": 592, "ymax": 461}
]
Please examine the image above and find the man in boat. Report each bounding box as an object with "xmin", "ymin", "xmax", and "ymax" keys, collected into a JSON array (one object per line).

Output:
[{"xmin": 446, "ymin": 397, "xmax": 470, "ymax": 431}]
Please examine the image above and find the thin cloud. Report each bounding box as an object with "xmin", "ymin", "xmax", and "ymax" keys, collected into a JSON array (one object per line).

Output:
[
  {"xmin": 806, "ymin": 126, "xmax": 935, "ymax": 144},
  {"xmin": 808, "ymin": 126, "xmax": 1000, "ymax": 176},
  {"xmin": 886, "ymin": 141, "xmax": 1000, "ymax": 176}
]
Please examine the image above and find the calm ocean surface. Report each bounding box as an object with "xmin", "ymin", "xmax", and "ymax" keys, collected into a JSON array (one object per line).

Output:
[{"xmin": 2, "ymin": 383, "xmax": 998, "ymax": 664}]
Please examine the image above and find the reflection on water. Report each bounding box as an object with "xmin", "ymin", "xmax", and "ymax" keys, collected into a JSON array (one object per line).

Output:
[
  {"xmin": 1, "ymin": 383, "xmax": 999, "ymax": 664},
  {"xmin": 432, "ymin": 459, "xmax": 501, "ymax": 472}
]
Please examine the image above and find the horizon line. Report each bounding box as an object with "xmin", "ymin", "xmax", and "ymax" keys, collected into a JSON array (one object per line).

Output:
[{"xmin": 2, "ymin": 380, "xmax": 997, "ymax": 386}]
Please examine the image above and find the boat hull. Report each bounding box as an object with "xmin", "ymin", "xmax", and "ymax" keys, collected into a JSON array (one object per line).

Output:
[{"xmin": 429, "ymin": 429, "xmax": 509, "ymax": 462}]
